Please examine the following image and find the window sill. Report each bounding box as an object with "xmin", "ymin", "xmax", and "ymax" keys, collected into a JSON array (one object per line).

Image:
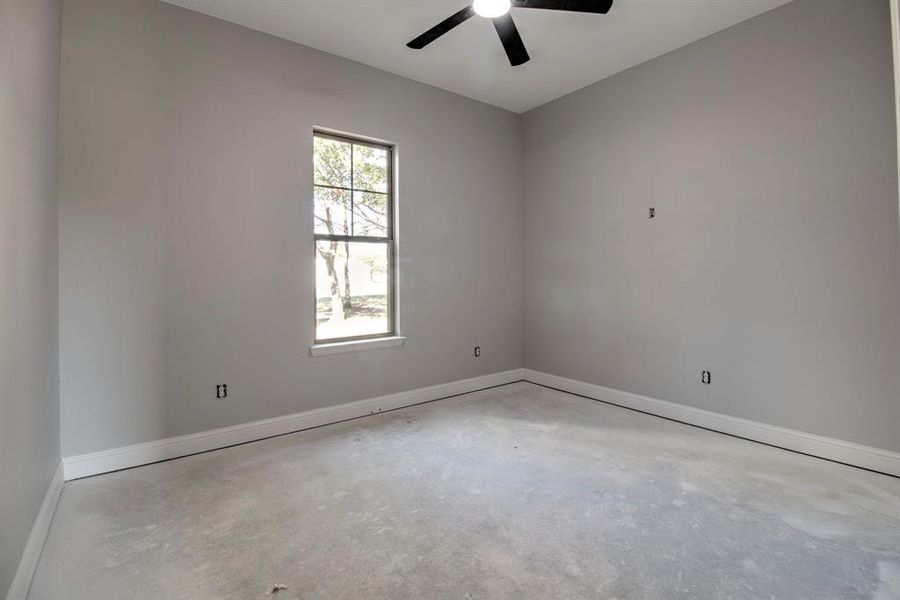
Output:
[{"xmin": 309, "ymin": 336, "xmax": 406, "ymax": 357}]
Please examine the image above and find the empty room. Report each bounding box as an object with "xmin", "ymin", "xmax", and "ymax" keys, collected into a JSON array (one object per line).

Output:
[{"xmin": 2, "ymin": 0, "xmax": 900, "ymax": 598}]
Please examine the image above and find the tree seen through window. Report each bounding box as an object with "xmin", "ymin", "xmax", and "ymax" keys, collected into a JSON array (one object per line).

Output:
[{"xmin": 313, "ymin": 133, "xmax": 394, "ymax": 342}]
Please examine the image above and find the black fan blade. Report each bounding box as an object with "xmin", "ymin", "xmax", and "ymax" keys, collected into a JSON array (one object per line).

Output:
[
  {"xmin": 407, "ymin": 6, "xmax": 475, "ymax": 49},
  {"xmin": 512, "ymin": 0, "xmax": 613, "ymax": 14},
  {"xmin": 492, "ymin": 13, "xmax": 530, "ymax": 66}
]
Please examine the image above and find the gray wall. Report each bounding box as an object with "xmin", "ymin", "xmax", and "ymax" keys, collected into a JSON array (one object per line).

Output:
[
  {"xmin": 58, "ymin": 0, "xmax": 524, "ymax": 456},
  {"xmin": 523, "ymin": 0, "xmax": 900, "ymax": 452},
  {"xmin": 0, "ymin": 0, "xmax": 62, "ymax": 593},
  {"xmin": 59, "ymin": 0, "xmax": 900, "ymax": 459}
]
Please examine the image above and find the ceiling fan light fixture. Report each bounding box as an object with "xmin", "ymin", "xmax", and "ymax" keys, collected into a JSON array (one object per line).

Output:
[
  {"xmin": 473, "ymin": 0, "xmax": 511, "ymax": 19},
  {"xmin": 407, "ymin": 0, "xmax": 612, "ymax": 66}
]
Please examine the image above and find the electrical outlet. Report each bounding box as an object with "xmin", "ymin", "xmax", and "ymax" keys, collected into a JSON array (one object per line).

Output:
[
  {"xmin": 649, "ymin": 207, "xmax": 655, "ymax": 219},
  {"xmin": 216, "ymin": 384, "xmax": 228, "ymax": 399},
  {"xmin": 474, "ymin": 346, "xmax": 481, "ymax": 358},
  {"xmin": 701, "ymin": 371, "xmax": 711, "ymax": 385}
]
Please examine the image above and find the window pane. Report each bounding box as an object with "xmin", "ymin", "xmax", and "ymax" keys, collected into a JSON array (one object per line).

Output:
[
  {"xmin": 352, "ymin": 191, "xmax": 388, "ymax": 237},
  {"xmin": 352, "ymin": 144, "xmax": 388, "ymax": 193},
  {"xmin": 314, "ymin": 136, "xmax": 351, "ymax": 188},
  {"xmin": 314, "ymin": 187, "xmax": 351, "ymax": 235},
  {"xmin": 315, "ymin": 241, "xmax": 390, "ymax": 340}
]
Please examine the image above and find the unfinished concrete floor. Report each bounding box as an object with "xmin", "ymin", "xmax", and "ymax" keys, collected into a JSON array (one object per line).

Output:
[{"xmin": 30, "ymin": 382, "xmax": 900, "ymax": 599}]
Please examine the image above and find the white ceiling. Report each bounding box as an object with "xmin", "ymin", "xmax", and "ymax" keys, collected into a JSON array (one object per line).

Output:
[{"xmin": 164, "ymin": 0, "xmax": 793, "ymax": 113}]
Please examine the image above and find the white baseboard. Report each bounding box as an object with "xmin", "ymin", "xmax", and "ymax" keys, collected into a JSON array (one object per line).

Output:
[
  {"xmin": 63, "ymin": 369, "xmax": 525, "ymax": 480},
  {"xmin": 6, "ymin": 462, "xmax": 64, "ymax": 600},
  {"xmin": 523, "ymin": 369, "xmax": 900, "ymax": 478},
  {"xmin": 63, "ymin": 367, "xmax": 899, "ymax": 481}
]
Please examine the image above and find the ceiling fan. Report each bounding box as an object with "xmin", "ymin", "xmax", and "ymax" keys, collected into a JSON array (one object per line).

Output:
[{"xmin": 406, "ymin": 0, "xmax": 614, "ymax": 67}]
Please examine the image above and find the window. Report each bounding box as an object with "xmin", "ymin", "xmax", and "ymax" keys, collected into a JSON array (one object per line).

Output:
[{"xmin": 313, "ymin": 132, "xmax": 394, "ymax": 343}]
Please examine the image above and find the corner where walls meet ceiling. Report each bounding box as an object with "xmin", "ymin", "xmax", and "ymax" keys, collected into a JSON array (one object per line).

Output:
[{"xmin": 162, "ymin": 0, "xmax": 793, "ymax": 113}]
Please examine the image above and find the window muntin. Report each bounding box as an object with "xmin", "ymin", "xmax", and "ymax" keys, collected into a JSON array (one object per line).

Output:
[{"xmin": 313, "ymin": 132, "xmax": 394, "ymax": 343}]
